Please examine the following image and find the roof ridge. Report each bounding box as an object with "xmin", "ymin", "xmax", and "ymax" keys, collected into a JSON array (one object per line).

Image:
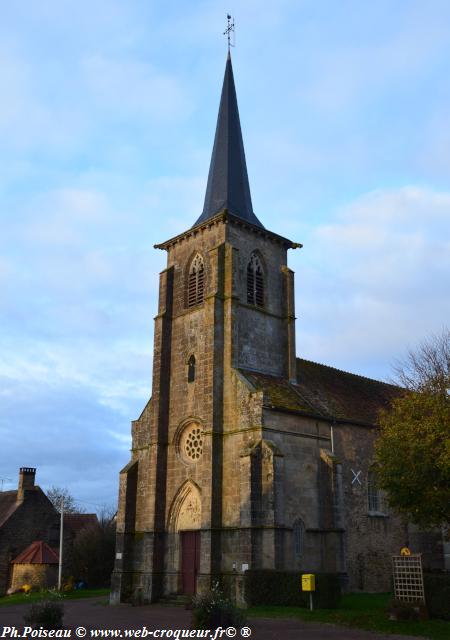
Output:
[
  {"xmin": 296, "ymin": 357, "xmax": 398, "ymax": 389},
  {"xmin": 287, "ymin": 378, "xmax": 329, "ymax": 417}
]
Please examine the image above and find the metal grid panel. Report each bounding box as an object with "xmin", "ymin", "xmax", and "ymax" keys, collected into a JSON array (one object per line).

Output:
[{"xmin": 392, "ymin": 554, "xmax": 425, "ymax": 603}]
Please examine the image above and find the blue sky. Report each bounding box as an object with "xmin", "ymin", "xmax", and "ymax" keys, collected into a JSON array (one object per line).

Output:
[{"xmin": 1, "ymin": 1, "xmax": 449, "ymax": 509}]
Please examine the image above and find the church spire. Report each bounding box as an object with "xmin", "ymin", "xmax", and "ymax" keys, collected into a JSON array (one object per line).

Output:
[{"xmin": 193, "ymin": 54, "xmax": 264, "ymax": 228}]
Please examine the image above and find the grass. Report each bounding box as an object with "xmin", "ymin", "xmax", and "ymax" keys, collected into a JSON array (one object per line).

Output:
[
  {"xmin": 247, "ymin": 593, "xmax": 450, "ymax": 640},
  {"xmin": 0, "ymin": 588, "xmax": 110, "ymax": 607}
]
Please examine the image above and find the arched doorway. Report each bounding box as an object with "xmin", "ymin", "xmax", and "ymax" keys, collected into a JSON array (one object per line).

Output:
[{"xmin": 168, "ymin": 481, "xmax": 201, "ymax": 595}]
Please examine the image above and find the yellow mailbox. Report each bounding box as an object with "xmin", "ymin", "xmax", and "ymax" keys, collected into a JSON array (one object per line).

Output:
[{"xmin": 302, "ymin": 574, "xmax": 315, "ymax": 592}]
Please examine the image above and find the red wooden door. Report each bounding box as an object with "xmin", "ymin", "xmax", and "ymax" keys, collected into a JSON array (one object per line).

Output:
[{"xmin": 181, "ymin": 531, "xmax": 200, "ymax": 595}]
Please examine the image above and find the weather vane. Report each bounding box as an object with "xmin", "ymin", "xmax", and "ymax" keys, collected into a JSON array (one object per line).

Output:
[{"xmin": 224, "ymin": 14, "xmax": 235, "ymax": 52}]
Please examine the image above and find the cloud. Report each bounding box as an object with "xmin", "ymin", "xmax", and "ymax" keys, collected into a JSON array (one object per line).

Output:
[
  {"xmin": 1, "ymin": 0, "xmax": 449, "ymax": 511},
  {"xmin": 296, "ymin": 186, "xmax": 450, "ymax": 378},
  {"xmin": 0, "ymin": 375, "xmax": 129, "ymax": 507}
]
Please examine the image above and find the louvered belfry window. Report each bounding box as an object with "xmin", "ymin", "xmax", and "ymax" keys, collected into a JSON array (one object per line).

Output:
[
  {"xmin": 247, "ymin": 253, "xmax": 264, "ymax": 307},
  {"xmin": 187, "ymin": 254, "xmax": 205, "ymax": 307}
]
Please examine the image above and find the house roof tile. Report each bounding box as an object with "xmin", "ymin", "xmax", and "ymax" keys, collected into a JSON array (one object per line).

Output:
[
  {"xmin": 64, "ymin": 513, "xmax": 99, "ymax": 535},
  {"xmin": 12, "ymin": 540, "xmax": 59, "ymax": 565},
  {"xmin": 0, "ymin": 491, "xmax": 19, "ymax": 528}
]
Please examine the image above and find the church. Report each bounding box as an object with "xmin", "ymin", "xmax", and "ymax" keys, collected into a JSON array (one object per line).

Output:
[{"xmin": 110, "ymin": 53, "xmax": 419, "ymax": 604}]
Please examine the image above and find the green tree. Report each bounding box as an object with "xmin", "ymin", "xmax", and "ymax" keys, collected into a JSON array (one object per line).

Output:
[{"xmin": 375, "ymin": 329, "xmax": 450, "ymax": 530}]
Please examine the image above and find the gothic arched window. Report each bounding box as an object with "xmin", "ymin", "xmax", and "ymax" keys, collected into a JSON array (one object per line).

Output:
[
  {"xmin": 293, "ymin": 518, "xmax": 305, "ymax": 561},
  {"xmin": 188, "ymin": 355, "xmax": 196, "ymax": 383},
  {"xmin": 187, "ymin": 254, "xmax": 205, "ymax": 307},
  {"xmin": 247, "ymin": 252, "xmax": 264, "ymax": 307}
]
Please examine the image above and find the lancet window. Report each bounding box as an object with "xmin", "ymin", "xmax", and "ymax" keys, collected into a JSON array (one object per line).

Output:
[
  {"xmin": 368, "ymin": 466, "xmax": 386, "ymax": 514},
  {"xmin": 293, "ymin": 518, "xmax": 305, "ymax": 561},
  {"xmin": 187, "ymin": 254, "xmax": 205, "ymax": 307},
  {"xmin": 188, "ymin": 355, "xmax": 196, "ymax": 383},
  {"xmin": 247, "ymin": 252, "xmax": 264, "ymax": 307}
]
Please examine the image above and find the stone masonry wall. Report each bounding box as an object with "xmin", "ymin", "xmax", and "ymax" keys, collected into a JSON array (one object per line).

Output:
[
  {"xmin": 11, "ymin": 563, "xmax": 58, "ymax": 592},
  {"xmin": 227, "ymin": 223, "xmax": 290, "ymax": 377},
  {"xmin": 260, "ymin": 411, "xmax": 334, "ymax": 573},
  {"xmin": 333, "ymin": 423, "xmax": 408, "ymax": 591}
]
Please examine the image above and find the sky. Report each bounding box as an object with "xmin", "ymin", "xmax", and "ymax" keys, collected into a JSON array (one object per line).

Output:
[{"xmin": 1, "ymin": 0, "xmax": 449, "ymax": 509}]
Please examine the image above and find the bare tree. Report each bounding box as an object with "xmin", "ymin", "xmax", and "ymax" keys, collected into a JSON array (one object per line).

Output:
[
  {"xmin": 46, "ymin": 486, "xmax": 85, "ymax": 514},
  {"xmin": 392, "ymin": 328, "xmax": 450, "ymax": 394}
]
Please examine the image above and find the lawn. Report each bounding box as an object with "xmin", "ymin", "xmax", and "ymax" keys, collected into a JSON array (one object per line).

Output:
[
  {"xmin": 0, "ymin": 588, "xmax": 110, "ymax": 607},
  {"xmin": 247, "ymin": 593, "xmax": 450, "ymax": 640}
]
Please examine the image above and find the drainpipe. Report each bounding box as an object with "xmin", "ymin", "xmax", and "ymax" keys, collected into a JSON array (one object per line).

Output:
[{"xmin": 331, "ymin": 420, "xmax": 346, "ymax": 576}]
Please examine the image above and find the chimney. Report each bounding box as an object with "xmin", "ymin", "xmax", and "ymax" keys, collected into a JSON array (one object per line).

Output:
[{"xmin": 17, "ymin": 467, "xmax": 36, "ymax": 501}]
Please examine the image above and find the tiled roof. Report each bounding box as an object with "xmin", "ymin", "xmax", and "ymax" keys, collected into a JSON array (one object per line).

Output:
[
  {"xmin": 64, "ymin": 513, "xmax": 99, "ymax": 535},
  {"xmin": 240, "ymin": 358, "xmax": 399, "ymax": 427},
  {"xmin": 12, "ymin": 541, "xmax": 59, "ymax": 565},
  {"xmin": 0, "ymin": 491, "xmax": 19, "ymax": 528},
  {"xmin": 296, "ymin": 358, "xmax": 399, "ymax": 425},
  {"xmin": 240, "ymin": 370, "xmax": 317, "ymax": 415}
]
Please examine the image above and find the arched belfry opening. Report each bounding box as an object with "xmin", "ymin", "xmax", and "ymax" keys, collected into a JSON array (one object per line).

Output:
[
  {"xmin": 187, "ymin": 253, "xmax": 205, "ymax": 307},
  {"xmin": 247, "ymin": 252, "xmax": 264, "ymax": 307}
]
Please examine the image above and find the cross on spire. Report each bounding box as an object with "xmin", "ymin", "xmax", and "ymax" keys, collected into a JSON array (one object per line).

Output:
[{"xmin": 224, "ymin": 14, "xmax": 235, "ymax": 52}]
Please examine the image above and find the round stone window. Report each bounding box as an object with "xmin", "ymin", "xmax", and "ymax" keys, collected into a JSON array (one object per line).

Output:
[{"xmin": 180, "ymin": 424, "xmax": 203, "ymax": 463}]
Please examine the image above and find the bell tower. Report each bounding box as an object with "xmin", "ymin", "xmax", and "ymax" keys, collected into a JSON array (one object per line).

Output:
[{"xmin": 111, "ymin": 53, "xmax": 298, "ymax": 604}]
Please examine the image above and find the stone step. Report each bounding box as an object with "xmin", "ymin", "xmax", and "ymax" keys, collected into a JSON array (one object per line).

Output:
[{"xmin": 158, "ymin": 594, "xmax": 192, "ymax": 607}]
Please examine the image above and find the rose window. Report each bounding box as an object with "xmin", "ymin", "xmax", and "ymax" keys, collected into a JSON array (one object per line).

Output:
[{"xmin": 181, "ymin": 425, "xmax": 203, "ymax": 462}]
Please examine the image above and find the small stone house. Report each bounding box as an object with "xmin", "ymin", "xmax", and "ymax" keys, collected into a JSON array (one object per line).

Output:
[
  {"xmin": 0, "ymin": 468, "xmax": 70, "ymax": 595},
  {"xmin": 10, "ymin": 540, "xmax": 59, "ymax": 592}
]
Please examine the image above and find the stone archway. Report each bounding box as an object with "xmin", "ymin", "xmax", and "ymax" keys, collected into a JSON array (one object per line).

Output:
[{"xmin": 166, "ymin": 481, "xmax": 201, "ymax": 595}]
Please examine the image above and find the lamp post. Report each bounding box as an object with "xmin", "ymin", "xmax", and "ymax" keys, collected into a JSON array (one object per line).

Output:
[{"xmin": 58, "ymin": 496, "xmax": 64, "ymax": 590}]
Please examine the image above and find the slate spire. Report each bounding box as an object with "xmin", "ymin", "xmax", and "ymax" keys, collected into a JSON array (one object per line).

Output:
[{"xmin": 194, "ymin": 54, "xmax": 264, "ymax": 228}]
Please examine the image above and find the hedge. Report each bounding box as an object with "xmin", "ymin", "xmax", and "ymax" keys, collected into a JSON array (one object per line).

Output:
[
  {"xmin": 424, "ymin": 572, "xmax": 450, "ymax": 620},
  {"xmin": 245, "ymin": 570, "xmax": 341, "ymax": 608}
]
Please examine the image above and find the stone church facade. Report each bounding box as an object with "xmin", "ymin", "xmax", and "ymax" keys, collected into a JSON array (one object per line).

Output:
[{"xmin": 111, "ymin": 54, "xmax": 422, "ymax": 604}]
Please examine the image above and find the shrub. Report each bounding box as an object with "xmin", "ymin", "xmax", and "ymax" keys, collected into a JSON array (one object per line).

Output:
[
  {"xmin": 245, "ymin": 570, "xmax": 341, "ymax": 608},
  {"xmin": 24, "ymin": 598, "xmax": 64, "ymax": 630},
  {"xmin": 387, "ymin": 599, "xmax": 428, "ymax": 621},
  {"xmin": 72, "ymin": 513, "xmax": 116, "ymax": 587},
  {"xmin": 424, "ymin": 571, "xmax": 450, "ymax": 620},
  {"xmin": 191, "ymin": 582, "xmax": 246, "ymax": 630}
]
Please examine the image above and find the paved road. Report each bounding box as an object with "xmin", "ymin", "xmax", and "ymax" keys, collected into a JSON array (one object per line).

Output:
[{"xmin": 0, "ymin": 597, "xmax": 426, "ymax": 640}]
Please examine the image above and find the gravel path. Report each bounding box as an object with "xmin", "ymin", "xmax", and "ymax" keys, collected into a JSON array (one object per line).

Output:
[{"xmin": 0, "ymin": 597, "xmax": 426, "ymax": 640}]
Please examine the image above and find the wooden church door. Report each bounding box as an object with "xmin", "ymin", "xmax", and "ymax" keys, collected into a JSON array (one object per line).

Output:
[{"xmin": 181, "ymin": 530, "xmax": 200, "ymax": 595}]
